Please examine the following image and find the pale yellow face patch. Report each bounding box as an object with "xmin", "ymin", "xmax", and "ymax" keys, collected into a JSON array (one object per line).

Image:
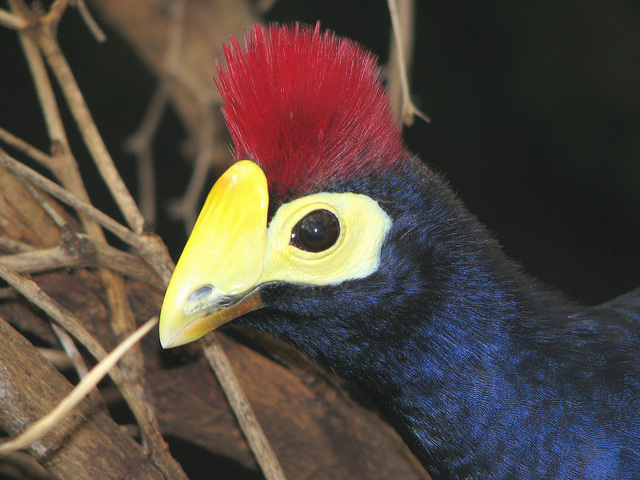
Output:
[
  {"xmin": 158, "ymin": 160, "xmax": 392, "ymax": 348},
  {"xmin": 260, "ymin": 192, "xmax": 392, "ymax": 286}
]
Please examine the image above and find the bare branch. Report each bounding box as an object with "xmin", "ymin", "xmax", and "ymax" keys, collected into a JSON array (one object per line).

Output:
[
  {"xmin": 41, "ymin": 41, "xmax": 146, "ymax": 234},
  {"xmin": 0, "ymin": 264, "xmax": 186, "ymax": 478},
  {"xmin": 45, "ymin": 0, "xmax": 72, "ymax": 27},
  {"xmin": 0, "ymin": 8, "xmax": 28, "ymax": 30},
  {"xmin": 0, "ymin": 317, "xmax": 157, "ymax": 455},
  {"xmin": 0, "ymin": 236, "xmax": 35, "ymax": 254},
  {"xmin": 38, "ymin": 347, "xmax": 73, "ymax": 370},
  {"xmin": 0, "ymin": 233, "xmax": 164, "ymax": 288},
  {"xmin": 19, "ymin": 5, "xmax": 146, "ymax": 233},
  {"xmin": 124, "ymin": 0, "xmax": 186, "ymax": 224},
  {"xmin": 50, "ymin": 323, "xmax": 106, "ymax": 408},
  {"xmin": 14, "ymin": 175, "xmax": 68, "ymax": 229},
  {"xmin": 0, "ymin": 150, "xmax": 139, "ymax": 249},
  {"xmin": 167, "ymin": 101, "xmax": 216, "ymax": 232},
  {"xmin": 204, "ymin": 335, "xmax": 288, "ymax": 480},
  {"xmin": 71, "ymin": 0, "xmax": 106, "ymax": 43},
  {"xmin": 15, "ymin": 17, "xmax": 70, "ymax": 163},
  {"xmin": 0, "ymin": 126, "xmax": 53, "ymax": 168},
  {"xmin": 387, "ymin": 0, "xmax": 430, "ymax": 125},
  {"xmin": 125, "ymin": 82, "xmax": 170, "ymax": 223}
]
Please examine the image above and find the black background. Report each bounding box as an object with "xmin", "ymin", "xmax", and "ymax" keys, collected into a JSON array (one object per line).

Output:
[{"xmin": 1, "ymin": 0, "xmax": 639, "ymax": 305}]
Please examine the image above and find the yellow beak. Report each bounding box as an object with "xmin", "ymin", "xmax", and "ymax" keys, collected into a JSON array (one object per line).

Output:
[{"xmin": 159, "ymin": 160, "xmax": 269, "ymax": 348}]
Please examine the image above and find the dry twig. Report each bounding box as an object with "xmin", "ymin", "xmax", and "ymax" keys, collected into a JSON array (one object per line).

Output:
[
  {"xmin": 204, "ymin": 335, "xmax": 287, "ymax": 480},
  {"xmin": 387, "ymin": 0, "xmax": 430, "ymax": 125},
  {"xmin": 0, "ymin": 2, "xmax": 286, "ymax": 479},
  {"xmin": 0, "ymin": 317, "xmax": 158, "ymax": 455},
  {"xmin": 0, "ymin": 8, "xmax": 27, "ymax": 30},
  {"xmin": 71, "ymin": 0, "xmax": 106, "ymax": 42}
]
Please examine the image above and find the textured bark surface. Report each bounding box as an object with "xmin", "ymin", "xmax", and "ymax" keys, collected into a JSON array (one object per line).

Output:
[
  {"xmin": 0, "ymin": 2, "xmax": 430, "ymax": 478},
  {"xmin": 0, "ymin": 317, "xmax": 170, "ymax": 480}
]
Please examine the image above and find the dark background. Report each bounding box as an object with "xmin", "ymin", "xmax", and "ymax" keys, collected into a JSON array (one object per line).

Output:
[{"xmin": 1, "ymin": 0, "xmax": 639, "ymax": 305}]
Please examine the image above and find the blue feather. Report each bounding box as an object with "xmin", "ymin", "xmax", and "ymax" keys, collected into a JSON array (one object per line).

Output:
[{"xmin": 232, "ymin": 157, "xmax": 640, "ymax": 479}]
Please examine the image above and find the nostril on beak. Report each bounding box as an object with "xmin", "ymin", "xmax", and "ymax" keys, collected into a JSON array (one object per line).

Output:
[
  {"xmin": 187, "ymin": 286, "xmax": 214, "ymax": 304},
  {"xmin": 184, "ymin": 285, "xmax": 239, "ymax": 315}
]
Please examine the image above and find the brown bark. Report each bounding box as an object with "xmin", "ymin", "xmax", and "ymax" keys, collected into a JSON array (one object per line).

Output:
[
  {"xmin": 0, "ymin": 316, "xmax": 172, "ymax": 480},
  {"xmin": 0, "ymin": 2, "xmax": 431, "ymax": 479},
  {"xmin": 0, "ymin": 158, "xmax": 429, "ymax": 480}
]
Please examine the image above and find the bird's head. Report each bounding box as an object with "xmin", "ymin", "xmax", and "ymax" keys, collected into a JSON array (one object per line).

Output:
[{"xmin": 159, "ymin": 23, "xmax": 442, "ymax": 367}]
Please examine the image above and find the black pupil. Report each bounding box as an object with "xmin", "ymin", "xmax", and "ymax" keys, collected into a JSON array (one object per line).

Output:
[{"xmin": 290, "ymin": 209, "xmax": 340, "ymax": 252}]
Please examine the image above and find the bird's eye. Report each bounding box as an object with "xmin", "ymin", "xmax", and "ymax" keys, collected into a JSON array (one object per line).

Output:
[{"xmin": 290, "ymin": 209, "xmax": 340, "ymax": 252}]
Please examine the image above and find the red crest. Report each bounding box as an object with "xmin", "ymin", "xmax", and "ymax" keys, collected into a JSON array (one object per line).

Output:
[{"xmin": 215, "ymin": 23, "xmax": 405, "ymax": 201}]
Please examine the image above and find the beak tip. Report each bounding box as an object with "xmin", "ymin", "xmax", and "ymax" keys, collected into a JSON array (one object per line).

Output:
[
  {"xmin": 158, "ymin": 334, "xmax": 174, "ymax": 349},
  {"xmin": 158, "ymin": 327, "xmax": 191, "ymax": 349},
  {"xmin": 158, "ymin": 308, "xmax": 188, "ymax": 349},
  {"xmin": 158, "ymin": 322, "xmax": 176, "ymax": 349}
]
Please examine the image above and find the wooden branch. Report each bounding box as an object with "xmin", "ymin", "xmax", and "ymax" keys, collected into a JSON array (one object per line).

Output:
[
  {"xmin": 72, "ymin": 0, "xmax": 106, "ymax": 42},
  {"xmin": 0, "ymin": 8, "xmax": 27, "ymax": 30},
  {"xmin": 11, "ymin": 3, "xmax": 156, "ymax": 426},
  {"xmin": 70, "ymin": 3, "xmax": 288, "ymax": 475},
  {"xmin": 27, "ymin": 11, "xmax": 146, "ymax": 234},
  {"xmin": 0, "ymin": 316, "xmax": 171, "ymax": 479},
  {"xmin": 124, "ymin": 0, "xmax": 185, "ymax": 225},
  {"xmin": 0, "ymin": 126, "xmax": 53, "ymax": 167},
  {"xmin": 14, "ymin": 13, "xmax": 70, "ymax": 166},
  {"xmin": 387, "ymin": 0, "xmax": 430, "ymax": 125},
  {"xmin": 204, "ymin": 335, "xmax": 287, "ymax": 480},
  {"xmin": 0, "ymin": 233, "xmax": 164, "ymax": 288},
  {"xmin": 125, "ymin": 82, "xmax": 170, "ymax": 224},
  {"xmin": 0, "ymin": 318, "xmax": 157, "ymax": 455},
  {"xmin": 0, "ymin": 236, "xmax": 35, "ymax": 254},
  {"xmin": 0, "ymin": 263, "xmax": 188, "ymax": 480},
  {"xmin": 0, "ymin": 151, "xmax": 139, "ymax": 249}
]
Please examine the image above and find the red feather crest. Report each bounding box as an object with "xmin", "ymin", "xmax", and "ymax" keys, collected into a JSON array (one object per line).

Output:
[{"xmin": 215, "ymin": 23, "xmax": 405, "ymax": 201}]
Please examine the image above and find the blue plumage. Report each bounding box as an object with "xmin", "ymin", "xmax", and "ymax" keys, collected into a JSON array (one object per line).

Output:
[
  {"xmin": 232, "ymin": 157, "xmax": 640, "ymax": 479},
  {"xmin": 160, "ymin": 23, "xmax": 640, "ymax": 479}
]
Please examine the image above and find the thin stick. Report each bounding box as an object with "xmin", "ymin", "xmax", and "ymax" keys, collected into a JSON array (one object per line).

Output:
[
  {"xmin": 50, "ymin": 323, "xmax": 106, "ymax": 408},
  {"xmin": 0, "ymin": 149, "xmax": 173, "ymax": 285},
  {"xmin": 46, "ymin": 0, "xmax": 72, "ymax": 26},
  {"xmin": 38, "ymin": 347, "xmax": 73, "ymax": 370},
  {"xmin": 204, "ymin": 336, "xmax": 288, "ymax": 480},
  {"xmin": 0, "ymin": 317, "xmax": 158, "ymax": 455},
  {"xmin": 0, "ymin": 236, "xmax": 35, "ymax": 254},
  {"xmin": 72, "ymin": 0, "xmax": 106, "ymax": 43},
  {"xmin": 15, "ymin": 5, "xmax": 156, "ymax": 436},
  {"xmin": 125, "ymin": 81, "xmax": 170, "ymax": 224},
  {"xmin": 15, "ymin": 16, "xmax": 70, "ymax": 164},
  {"xmin": 0, "ymin": 8, "xmax": 27, "ymax": 30},
  {"xmin": 0, "ymin": 126, "xmax": 53, "ymax": 168},
  {"xmin": 35, "ymin": 25, "xmax": 146, "ymax": 234},
  {"xmin": 125, "ymin": 0, "xmax": 185, "ymax": 224},
  {"xmin": 167, "ymin": 104, "xmax": 215, "ymax": 232},
  {"xmin": 0, "ymin": 237, "xmax": 164, "ymax": 288},
  {"xmin": 0, "ymin": 262, "xmax": 185, "ymax": 478},
  {"xmin": 0, "ymin": 263, "xmax": 152, "ymax": 432},
  {"xmin": 14, "ymin": 175, "xmax": 67, "ymax": 229},
  {"xmin": 387, "ymin": 0, "xmax": 430, "ymax": 125},
  {"xmin": 0, "ymin": 150, "xmax": 139, "ymax": 248}
]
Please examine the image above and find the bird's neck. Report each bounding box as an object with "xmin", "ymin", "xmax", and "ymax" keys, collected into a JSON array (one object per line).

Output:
[
  {"xmin": 335, "ymin": 160, "xmax": 572, "ymax": 478},
  {"xmin": 348, "ymin": 253, "xmax": 566, "ymax": 479}
]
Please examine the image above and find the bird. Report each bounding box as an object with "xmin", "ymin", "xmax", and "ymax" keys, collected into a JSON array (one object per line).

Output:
[{"xmin": 158, "ymin": 23, "xmax": 640, "ymax": 479}]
